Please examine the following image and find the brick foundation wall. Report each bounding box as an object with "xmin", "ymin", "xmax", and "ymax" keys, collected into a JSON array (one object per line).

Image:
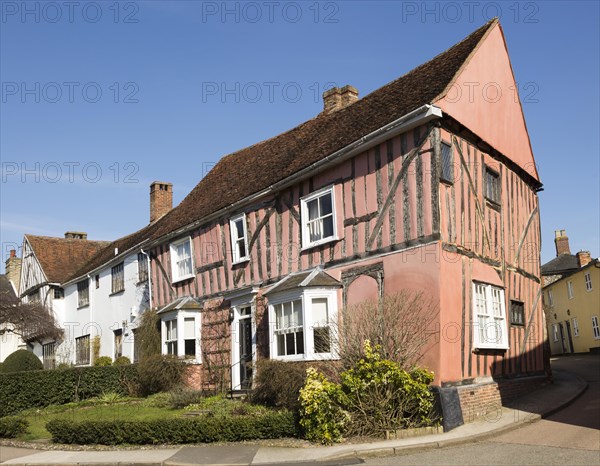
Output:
[{"xmin": 456, "ymin": 374, "xmax": 548, "ymax": 423}]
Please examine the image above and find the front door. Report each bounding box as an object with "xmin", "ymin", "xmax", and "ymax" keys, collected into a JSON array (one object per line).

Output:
[
  {"xmin": 232, "ymin": 306, "xmax": 254, "ymax": 390},
  {"xmin": 558, "ymin": 322, "xmax": 567, "ymax": 353},
  {"xmin": 565, "ymin": 320, "xmax": 574, "ymax": 354}
]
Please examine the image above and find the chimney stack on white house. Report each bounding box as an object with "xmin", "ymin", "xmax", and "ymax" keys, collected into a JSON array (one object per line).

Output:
[
  {"xmin": 322, "ymin": 85, "xmax": 359, "ymax": 114},
  {"xmin": 150, "ymin": 181, "xmax": 173, "ymax": 223},
  {"xmin": 64, "ymin": 231, "xmax": 88, "ymax": 240},
  {"xmin": 5, "ymin": 249, "xmax": 22, "ymax": 294}
]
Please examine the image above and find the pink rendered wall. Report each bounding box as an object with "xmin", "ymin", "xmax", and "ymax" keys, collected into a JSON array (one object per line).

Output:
[{"xmin": 436, "ymin": 23, "xmax": 539, "ymax": 182}]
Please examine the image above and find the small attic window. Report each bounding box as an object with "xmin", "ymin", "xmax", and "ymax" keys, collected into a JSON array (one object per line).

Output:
[{"xmin": 484, "ymin": 167, "xmax": 501, "ymax": 205}]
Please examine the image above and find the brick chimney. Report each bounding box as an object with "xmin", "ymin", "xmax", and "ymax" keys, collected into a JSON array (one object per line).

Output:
[
  {"xmin": 64, "ymin": 231, "xmax": 87, "ymax": 240},
  {"xmin": 322, "ymin": 85, "xmax": 359, "ymax": 114},
  {"xmin": 5, "ymin": 249, "xmax": 22, "ymax": 294},
  {"xmin": 150, "ymin": 181, "xmax": 173, "ymax": 223},
  {"xmin": 554, "ymin": 230, "xmax": 570, "ymax": 256},
  {"xmin": 576, "ymin": 250, "xmax": 591, "ymax": 268}
]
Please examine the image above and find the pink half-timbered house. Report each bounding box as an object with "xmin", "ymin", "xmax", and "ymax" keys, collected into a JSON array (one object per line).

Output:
[{"xmin": 145, "ymin": 19, "xmax": 546, "ymax": 421}]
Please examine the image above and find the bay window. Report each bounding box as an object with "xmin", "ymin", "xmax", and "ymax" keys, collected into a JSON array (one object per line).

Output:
[{"xmin": 161, "ymin": 311, "xmax": 200, "ymax": 361}]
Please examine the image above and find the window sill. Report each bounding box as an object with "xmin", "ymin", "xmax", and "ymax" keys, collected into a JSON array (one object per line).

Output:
[
  {"xmin": 136, "ymin": 280, "xmax": 148, "ymax": 286},
  {"xmin": 510, "ymin": 323, "xmax": 525, "ymax": 328},
  {"xmin": 231, "ymin": 258, "xmax": 250, "ymax": 267},
  {"xmin": 473, "ymin": 346, "xmax": 508, "ymax": 353},
  {"xmin": 440, "ymin": 177, "xmax": 454, "ymax": 186},
  {"xmin": 171, "ymin": 274, "xmax": 194, "ymax": 284},
  {"xmin": 301, "ymin": 236, "xmax": 339, "ymax": 252},
  {"xmin": 109, "ymin": 290, "xmax": 125, "ymax": 297},
  {"xmin": 485, "ymin": 199, "xmax": 501, "ymax": 211},
  {"xmin": 77, "ymin": 304, "xmax": 90, "ymax": 310}
]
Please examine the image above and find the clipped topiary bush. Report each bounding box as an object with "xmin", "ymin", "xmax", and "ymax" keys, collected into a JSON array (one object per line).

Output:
[
  {"xmin": 137, "ymin": 355, "xmax": 185, "ymax": 396},
  {"xmin": 0, "ymin": 416, "xmax": 28, "ymax": 438},
  {"xmin": 94, "ymin": 356, "xmax": 112, "ymax": 367},
  {"xmin": 46, "ymin": 411, "xmax": 298, "ymax": 444},
  {"xmin": 250, "ymin": 359, "xmax": 308, "ymax": 411},
  {"xmin": 113, "ymin": 356, "xmax": 131, "ymax": 366},
  {"xmin": 1, "ymin": 349, "xmax": 43, "ymax": 373}
]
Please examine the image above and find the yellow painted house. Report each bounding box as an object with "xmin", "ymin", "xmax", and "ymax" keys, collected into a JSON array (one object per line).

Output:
[{"xmin": 542, "ymin": 231, "xmax": 600, "ymax": 355}]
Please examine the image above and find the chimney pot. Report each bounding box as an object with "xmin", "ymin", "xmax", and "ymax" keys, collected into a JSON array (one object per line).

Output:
[
  {"xmin": 150, "ymin": 181, "xmax": 173, "ymax": 223},
  {"xmin": 9, "ymin": 249, "xmax": 16, "ymax": 258},
  {"xmin": 576, "ymin": 250, "xmax": 592, "ymax": 268},
  {"xmin": 554, "ymin": 229, "xmax": 571, "ymax": 256}
]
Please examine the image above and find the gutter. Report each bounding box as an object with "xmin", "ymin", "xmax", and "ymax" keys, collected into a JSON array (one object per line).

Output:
[{"xmin": 145, "ymin": 104, "xmax": 442, "ymax": 249}]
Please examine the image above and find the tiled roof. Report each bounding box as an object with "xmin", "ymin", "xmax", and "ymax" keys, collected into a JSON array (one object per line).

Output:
[
  {"xmin": 25, "ymin": 235, "xmax": 109, "ymax": 284},
  {"xmin": 0, "ymin": 274, "xmax": 18, "ymax": 306},
  {"xmin": 266, "ymin": 269, "xmax": 342, "ymax": 295},
  {"xmin": 147, "ymin": 19, "xmax": 498, "ymax": 242},
  {"xmin": 541, "ymin": 254, "xmax": 579, "ymax": 276}
]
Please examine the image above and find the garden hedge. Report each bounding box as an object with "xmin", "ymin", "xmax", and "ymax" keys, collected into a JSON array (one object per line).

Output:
[
  {"xmin": 46, "ymin": 411, "xmax": 298, "ymax": 444},
  {"xmin": 0, "ymin": 416, "xmax": 28, "ymax": 438},
  {"xmin": 0, "ymin": 365, "xmax": 138, "ymax": 416}
]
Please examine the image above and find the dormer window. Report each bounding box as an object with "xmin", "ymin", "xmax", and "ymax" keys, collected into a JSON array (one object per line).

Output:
[
  {"xmin": 300, "ymin": 186, "xmax": 336, "ymax": 249},
  {"xmin": 230, "ymin": 213, "xmax": 249, "ymax": 264}
]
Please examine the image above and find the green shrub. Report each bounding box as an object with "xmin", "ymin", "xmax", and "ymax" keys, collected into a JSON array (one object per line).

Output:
[
  {"xmin": 1, "ymin": 349, "xmax": 43, "ymax": 373},
  {"xmin": 0, "ymin": 365, "xmax": 138, "ymax": 416},
  {"xmin": 299, "ymin": 368, "xmax": 349, "ymax": 444},
  {"xmin": 137, "ymin": 355, "xmax": 185, "ymax": 396},
  {"xmin": 46, "ymin": 411, "xmax": 298, "ymax": 444},
  {"xmin": 250, "ymin": 359, "xmax": 308, "ymax": 411},
  {"xmin": 97, "ymin": 392, "xmax": 125, "ymax": 404},
  {"xmin": 168, "ymin": 387, "xmax": 205, "ymax": 409},
  {"xmin": 0, "ymin": 416, "xmax": 28, "ymax": 438},
  {"xmin": 141, "ymin": 392, "xmax": 171, "ymax": 408},
  {"xmin": 298, "ymin": 341, "xmax": 437, "ymax": 443},
  {"xmin": 184, "ymin": 394, "xmax": 269, "ymax": 417},
  {"xmin": 94, "ymin": 356, "xmax": 112, "ymax": 367},
  {"xmin": 113, "ymin": 356, "xmax": 131, "ymax": 366}
]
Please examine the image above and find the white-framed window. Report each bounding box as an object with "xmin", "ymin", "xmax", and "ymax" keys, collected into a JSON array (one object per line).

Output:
[
  {"xmin": 300, "ymin": 187, "xmax": 336, "ymax": 249},
  {"xmin": 472, "ymin": 282, "xmax": 509, "ymax": 349},
  {"xmin": 592, "ymin": 316, "xmax": 600, "ymax": 340},
  {"xmin": 76, "ymin": 334, "xmax": 90, "ymax": 365},
  {"xmin": 161, "ymin": 311, "xmax": 201, "ymax": 361},
  {"xmin": 269, "ymin": 288, "xmax": 338, "ymax": 361},
  {"xmin": 138, "ymin": 252, "xmax": 149, "ymax": 282},
  {"xmin": 585, "ymin": 272, "xmax": 592, "ymax": 291},
  {"xmin": 572, "ymin": 318, "xmax": 579, "ymax": 337},
  {"xmin": 230, "ymin": 213, "xmax": 249, "ymax": 263},
  {"xmin": 111, "ymin": 262, "xmax": 125, "ymax": 294},
  {"xmin": 170, "ymin": 237, "xmax": 194, "ymax": 283},
  {"xmin": 42, "ymin": 342, "xmax": 56, "ymax": 370},
  {"xmin": 77, "ymin": 280, "xmax": 89, "ymax": 308},
  {"xmin": 440, "ymin": 141, "xmax": 454, "ymax": 183},
  {"xmin": 567, "ymin": 280, "xmax": 574, "ymax": 299},
  {"xmin": 552, "ymin": 323, "xmax": 559, "ymax": 342}
]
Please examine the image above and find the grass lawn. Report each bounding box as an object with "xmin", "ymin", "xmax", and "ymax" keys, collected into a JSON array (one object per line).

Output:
[{"xmin": 19, "ymin": 401, "xmax": 185, "ymax": 441}]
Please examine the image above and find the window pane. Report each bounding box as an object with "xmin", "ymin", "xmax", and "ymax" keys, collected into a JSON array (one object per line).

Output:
[
  {"xmin": 184, "ymin": 317, "xmax": 195, "ymax": 338},
  {"xmin": 277, "ymin": 334, "xmax": 285, "ymax": 356},
  {"xmin": 284, "ymin": 302, "xmax": 293, "ymax": 328},
  {"xmin": 314, "ymin": 327, "xmax": 331, "ymax": 353},
  {"xmin": 307, "ymin": 198, "xmax": 319, "ymax": 220},
  {"xmin": 293, "ymin": 300, "xmax": 303, "ymax": 327},
  {"xmin": 320, "ymin": 194, "xmax": 332, "ymax": 215},
  {"xmin": 296, "ymin": 330, "xmax": 304, "ymax": 354},
  {"xmin": 285, "ymin": 333, "xmax": 295, "ymax": 355},
  {"xmin": 312, "ymin": 298, "xmax": 328, "ymax": 324},
  {"xmin": 184, "ymin": 339, "xmax": 195, "ymax": 357},
  {"xmin": 322, "ymin": 216, "xmax": 334, "ymax": 239},
  {"xmin": 235, "ymin": 219, "xmax": 244, "ymax": 239},
  {"xmin": 238, "ymin": 239, "xmax": 246, "ymax": 259}
]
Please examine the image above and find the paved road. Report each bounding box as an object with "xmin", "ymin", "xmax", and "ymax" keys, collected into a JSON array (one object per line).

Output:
[{"xmin": 363, "ymin": 354, "xmax": 600, "ymax": 465}]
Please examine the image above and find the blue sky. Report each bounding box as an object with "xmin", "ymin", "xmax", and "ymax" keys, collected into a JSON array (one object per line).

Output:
[{"xmin": 1, "ymin": 0, "xmax": 599, "ymax": 273}]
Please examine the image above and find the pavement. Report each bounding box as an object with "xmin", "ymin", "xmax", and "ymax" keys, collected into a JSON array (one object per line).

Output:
[{"xmin": 0, "ymin": 368, "xmax": 588, "ymax": 466}]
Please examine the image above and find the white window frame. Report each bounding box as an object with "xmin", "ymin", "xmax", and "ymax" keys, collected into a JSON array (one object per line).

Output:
[
  {"xmin": 567, "ymin": 280, "xmax": 574, "ymax": 299},
  {"xmin": 585, "ymin": 272, "xmax": 592, "ymax": 292},
  {"xmin": 592, "ymin": 316, "xmax": 600, "ymax": 340},
  {"xmin": 552, "ymin": 323, "xmax": 559, "ymax": 342},
  {"xmin": 300, "ymin": 186, "xmax": 337, "ymax": 249},
  {"xmin": 268, "ymin": 287, "xmax": 338, "ymax": 362},
  {"xmin": 572, "ymin": 318, "xmax": 579, "ymax": 337},
  {"xmin": 77, "ymin": 280, "xmax": 89, "ymax": 308},
  {"xmin": 170, "ymin": 236, "xmax": 194, "ymax": 283},
  {"xmin": 472, "ymin": 282, "xmax": 509, "ymax": 350},
  {"xmin": 161, "ymin": 310, "xmax": 201, "ymax": 362},
  {"xmin": 230, "ymin": 213, "xmax": 249, "ymax": 264}
]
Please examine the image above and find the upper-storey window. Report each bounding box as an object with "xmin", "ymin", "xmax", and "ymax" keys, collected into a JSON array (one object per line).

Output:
[
  {"xmin": 301, "ymin": 187, "xmax": 336, "ymax": 249},
  {"xmin": 111, "ymin": 262, "xmax": 125, "ymax": 294},
  {"xmin": 484, "ymin": 167, "xmax": 501, "ymax": 204},
  {"xmin": 567, "ymin": 280, "xmax": 574, "ymax": 299},
  {"xmin": 230, "ymin": 213, "xmax": 249, "ymax": 264},
  {"xmin": 77, "ymin": 280, "xmax": 89, "ymax": 308},
  {"xmin": 170, "ymin": 237, "xmax": 194, "ymax": 283},
  {"xmin": 441, "ymin": 142, "xmax": 454, "ymax": 183},
  {"xmin": 472, "ymin": 282, "xmax": 508, "ymax": 349},
  {"xmin": 585, "ymin": 272, "xmax": 592, "ymax": 291},
  {"xmin": 138, "ymin": 252, "xmax": 149, "ymax": 282}
]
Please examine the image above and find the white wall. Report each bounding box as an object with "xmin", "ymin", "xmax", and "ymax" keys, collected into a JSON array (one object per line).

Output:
[{"xmin": 61, "ymin": 252, "xmax": 150, "ymax": 365}]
